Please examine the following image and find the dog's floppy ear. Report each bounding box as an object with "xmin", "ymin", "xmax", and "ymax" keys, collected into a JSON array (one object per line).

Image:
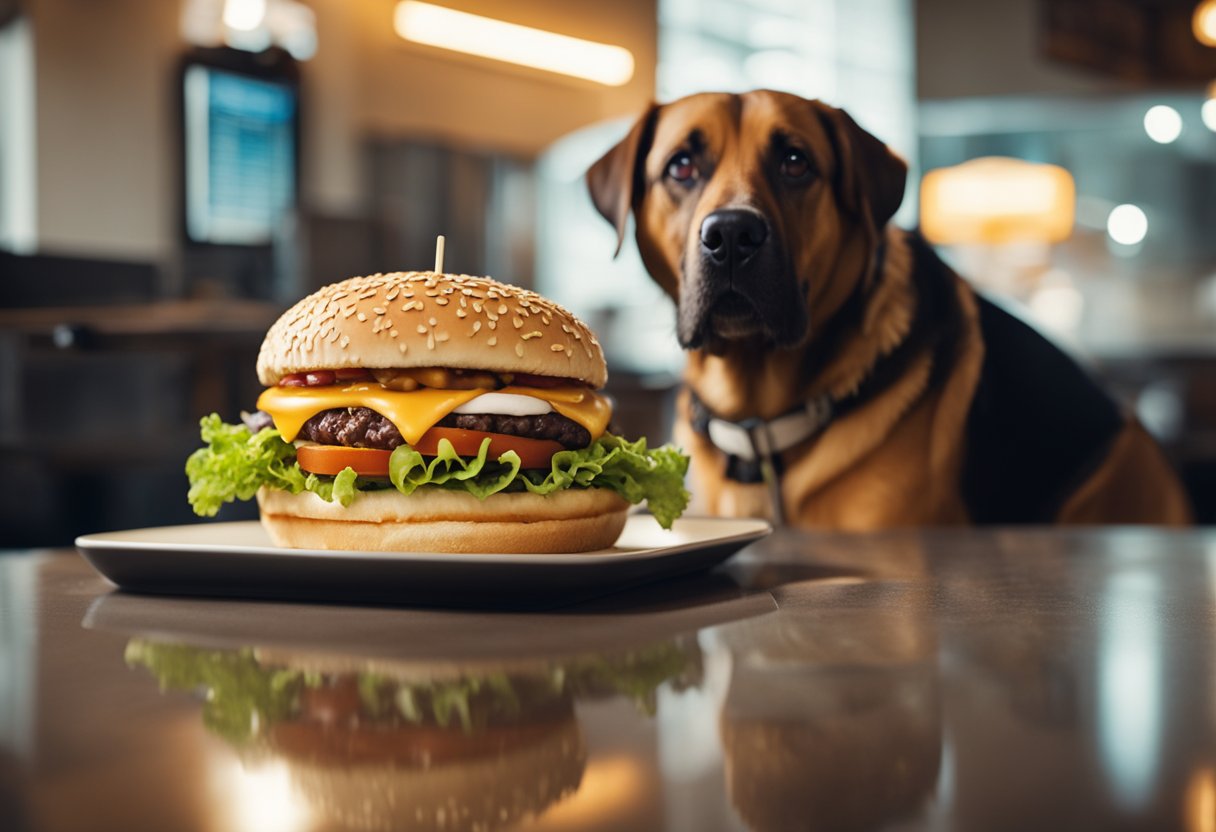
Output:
[
  {"xmin": 816, "ymin": 104, "xmax": 907, "ymax": 234},
  {"xmin": 586, "ymin": 103, "xmax": 659, "ymax": 257}
]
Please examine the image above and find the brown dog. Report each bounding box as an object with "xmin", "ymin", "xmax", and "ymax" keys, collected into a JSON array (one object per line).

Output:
[{"xmin": 587, "ymin": 90, "xmax": 1191, "ymax": 528}]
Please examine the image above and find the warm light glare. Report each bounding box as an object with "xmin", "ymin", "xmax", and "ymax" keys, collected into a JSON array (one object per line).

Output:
[
  {"xmin": 1194, "ymin": 0, "xmax": 1216, "ymax": 47},
  {"xmin": 393, "ymin": 1, "xmax": 635, "ymax": 86},
  {"xmin": 223, "ymin": 0, "xmax": 267, "ymax": 32},
  {"xmin": 1107, "ymin": 204, "xmax": 1148, "ymax": 246},
  {"xmin": 210, "ymin": 757, "xmax": 311, "ymax": 832},
  {"xmin": 1144, "ymin": 105, "xmax": 1183, "ymax": 144},
  {"xmin": 1203, "ymin": 99, "xmax": 1216, "ymax": 133},
  {"xmin": 920, "ymin": 157, "xmax": 1075, "ymax": 245},
  {"xmin": 1186, "ymin": 767, "xmax": 1216, "ymax": 832},
  {"xmin": 535, "ymin": 756, "xmax": 648, "ymax": 825}
]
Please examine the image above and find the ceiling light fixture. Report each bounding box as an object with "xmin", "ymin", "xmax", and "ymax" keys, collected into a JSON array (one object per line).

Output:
[{"xmin": 393, "ymin": 1, "xmax": 635, "ymax": 87}]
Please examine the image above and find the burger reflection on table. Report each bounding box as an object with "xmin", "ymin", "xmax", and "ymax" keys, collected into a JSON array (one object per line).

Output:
[{"xmin": 124, "ymin": 638, "xmax": 701, "ymax": 832}]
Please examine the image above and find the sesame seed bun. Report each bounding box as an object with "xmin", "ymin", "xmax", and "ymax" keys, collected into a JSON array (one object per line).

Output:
[
  {"xmin": 257, "ymin": 272, "xmax": 606, "ymax": 388},
  {"xmin": 257, "ymin": 487, "xmax": 631, "ymax": 554}
]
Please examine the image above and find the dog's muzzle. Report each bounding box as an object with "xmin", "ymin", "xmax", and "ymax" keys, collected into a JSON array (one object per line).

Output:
[{"xmin": 678, "ymin": 207, "xmax": 806, "ymax": 351}]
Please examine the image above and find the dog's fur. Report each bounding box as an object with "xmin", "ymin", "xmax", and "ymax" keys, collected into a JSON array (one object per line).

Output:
[{"xmin": 588, "ymin": 90, "xmax": 1191, "ymax": 528}]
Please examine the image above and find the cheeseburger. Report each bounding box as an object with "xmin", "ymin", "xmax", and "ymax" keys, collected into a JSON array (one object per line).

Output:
[{"xmin": 186, "ymin": 271, "xmax": 689, "ymax": 552}]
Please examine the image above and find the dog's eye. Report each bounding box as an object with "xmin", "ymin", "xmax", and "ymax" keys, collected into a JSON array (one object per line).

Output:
[
  {"xmin": 780, "ymin": 149, "xmax": 812, "ymax": 181},
  {"xmin": 666, "ymin": 151, "xmax": 697, "ymax": 185}
]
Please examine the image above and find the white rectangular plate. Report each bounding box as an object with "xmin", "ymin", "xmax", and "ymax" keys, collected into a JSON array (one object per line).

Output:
[{"xmin": 76, "ymin": 516, "xmax": 772, "ymax": 607}]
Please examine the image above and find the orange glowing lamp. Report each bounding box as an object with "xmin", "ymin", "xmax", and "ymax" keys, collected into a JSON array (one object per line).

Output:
[
  {"xmin": 1195, "ymin": 0, "xmax": 1216, "ymax": 47},
  {"xmin": 920, "ymin": 157, "xmax": 1076, "ymax": 246}
]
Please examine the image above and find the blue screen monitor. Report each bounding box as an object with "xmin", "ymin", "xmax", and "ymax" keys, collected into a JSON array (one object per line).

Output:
[{"xmin": 183, "ymin": 64, "xmax": 297, "ymax": 245}]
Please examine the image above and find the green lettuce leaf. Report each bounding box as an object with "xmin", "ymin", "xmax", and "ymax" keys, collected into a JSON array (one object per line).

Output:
[
  {"xmin": 186, "ymin": 414, "xmax": 691, "ymax": 528},
  {"xmin": 186, "ymin": 414, "xmax": 307, "ymax": 517}
]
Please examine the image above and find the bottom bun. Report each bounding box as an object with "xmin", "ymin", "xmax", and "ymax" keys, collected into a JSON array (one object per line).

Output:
[
  {"xmin": 257, "ymin": 487, "xmax": 630, "ymax": 554},
  {"xmin": 275, "ymin": 716, "xmax": 586, "ymax": 832}
]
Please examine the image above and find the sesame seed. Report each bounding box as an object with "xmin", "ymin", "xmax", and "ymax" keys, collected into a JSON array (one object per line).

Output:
[
  {"xmin": 428, "ymin": 317, "xmax": 438, "ymax": 326},
  {"xmin": 498, "ymin": 304, "xmax": 508, "ymax": 315},
  {"xmin": 399, "ymin": 343, "xmax": 408, "ymax": 354},
  {"xmin": 382, "ymin": 318, "xmax": 392, "ymax": 329},
  {"xmin": 425, "ymin": 289, "xmax": 439, "ymax": 297},
  {"xmin": 487, "ymin": 336, "xmax": 497, "ymax": 346},
  {"xmin": 390, "ymin": 329, "xmax": 399, "ymax": 337},
  {"xmin": 488, "ymin": 320, "xmax": 497, "ymax": 330},
  {"xmin": 417, "ymin": 324, "xmax": 428, "ymax": 334},
  {"xmin": 435, "ymin": 331, "xmax": 450, "ymax": 342},
  {"xmin": 456, "ymin": 308, "xmax": 467, "ymax": 318},
  {"xmin": 459, "ymin": 297, "xmax": 468, "ymax": 308},
  {"xmin": 473, "ymin": 302, "xmax": 483, "ymax": 313},
  {"xmin": 514, "ymin": 343, "xmax": 525, "ymax": 357},
  {"xmin": 513, "ymin": 317, "xmax": 523, "ymax": 328},
  {"xmin": 339, "ymin": 335, "xmax": 350, "ymax": 348},
  {"xmin": 386, "ymin": 288, "xmax": 400, "ymax": 301},
  {"xmin": 522, "ymin": 331, "xmax": 542, "ymax": 340},
  {"xmin": 471, "ymin": 321, "xmax": 482, "ymax": 334},
  {"xmin": 427, "ymin": 332, "xmax": 435, "ymax": 349},
  {"xmin": 550, "ymin": 344, "xmax": 565, "ymax": 352},
  {"xmin": 435, "ymin": 297, "xmax": 449, "ymax": 305},
  {"xmin": 356, "ymin": 312, "xmax": 367, "ymax": 322},
  {"xmin": 373, "ymin": 306, "xmax": 386, "ymax": 315}
]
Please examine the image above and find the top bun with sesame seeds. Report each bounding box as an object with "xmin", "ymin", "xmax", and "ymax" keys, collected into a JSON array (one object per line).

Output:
[{"xmin": 256, "ymin": 272, "xmax": 607, "ymax": 389}]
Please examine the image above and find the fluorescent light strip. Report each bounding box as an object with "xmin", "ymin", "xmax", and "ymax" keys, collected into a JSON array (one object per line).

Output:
[{"xmin": 394, "ymin": 1, "xmax": 634, "ymax": 87}]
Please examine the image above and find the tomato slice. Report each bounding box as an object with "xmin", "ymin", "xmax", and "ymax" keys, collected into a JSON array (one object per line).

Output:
[
  {"xmin": 295, "ymin": 428, "xmax": 566, "ymax": 475},
  {"xmin": 296, "ymin": 446, "xmax": 391, "ymax": 477},
  {"xmin": 410, "ymin": 427, "xmax": 564, "ymax": 469}
]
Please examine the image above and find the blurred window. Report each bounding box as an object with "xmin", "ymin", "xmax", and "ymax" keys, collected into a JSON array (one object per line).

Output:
[
  {"xmin": 919, "ymin": 93, "xmax": 1216, "ymax": 352},
  {"xmin": 0, "ymin": 16, "xmax": 34, "ymax": 254}
]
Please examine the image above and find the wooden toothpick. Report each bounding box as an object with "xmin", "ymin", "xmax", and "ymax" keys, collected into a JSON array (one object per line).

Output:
[{"xmin": 434, "ymin": 235, "xmax": 445, "ymax": 273}]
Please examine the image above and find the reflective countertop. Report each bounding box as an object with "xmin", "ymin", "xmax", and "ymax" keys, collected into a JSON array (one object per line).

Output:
[{"xmin": 3, "ymin": 527, "xmax": 1216, "ymax": 831}]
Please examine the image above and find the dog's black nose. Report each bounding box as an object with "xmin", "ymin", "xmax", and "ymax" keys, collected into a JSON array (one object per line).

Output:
[{"xmin": 700, "ymin": 209, "xmax": 769, "ymax": 266}]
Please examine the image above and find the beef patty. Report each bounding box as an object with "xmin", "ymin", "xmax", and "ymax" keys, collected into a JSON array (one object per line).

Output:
[{"xmin": 289, "ymin": 407, "xmax": 592, "ymax": 450}]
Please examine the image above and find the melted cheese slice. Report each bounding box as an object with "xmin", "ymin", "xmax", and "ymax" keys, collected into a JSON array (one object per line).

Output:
[{"xmin": 256, "ymin": 382, "xmax": 611, "ymax": 445}]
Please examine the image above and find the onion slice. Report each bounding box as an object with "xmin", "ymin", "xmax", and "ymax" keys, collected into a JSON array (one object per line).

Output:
[{"xmin": 452, "ymin": 392, "xmax": 553, "ymax": 416}]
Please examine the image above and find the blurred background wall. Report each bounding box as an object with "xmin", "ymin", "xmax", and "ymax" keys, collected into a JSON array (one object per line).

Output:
[{"xmin": 1, "ymin": 0, "xmax": 1215, "ymax": 545}]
